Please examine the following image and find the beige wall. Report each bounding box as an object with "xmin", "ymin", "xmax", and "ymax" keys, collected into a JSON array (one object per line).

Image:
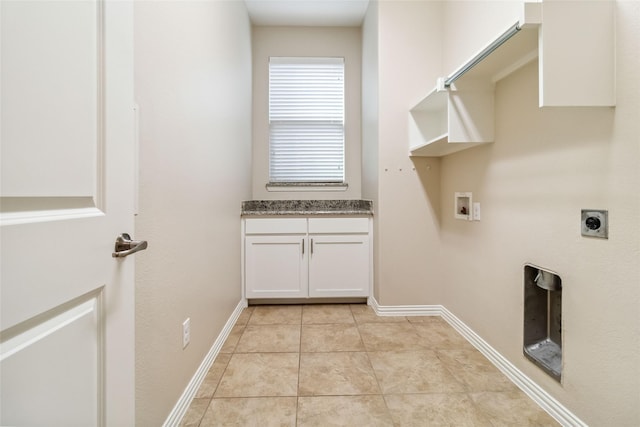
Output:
[
  {"xmin": 361, "ymin": 1, "xmax": 379, "ymax": 205},
  {"xmin": 441, "ymin": 1, "xmax": 523, "ymax": 72},
  {"xmin": 361, "ymin": 1, "xmax": 380, "ymax": 296},
  {"xmin": 438, "ymin": 2, "xmax": 640, "ymax": 425},
  {"xmin": 251, "ymin": 26, "xmax": 362, "ymax": 200},
  {"xmin": 134, "ymin": 2, "xmax": 252, "ymax": 425},
  {"xmin": 364, "ymin": 0, "xmax": 639, "ymax": 425},
  {"xmin": 363, "ymin": 0, "xmax": 445, "ymax": 305}
]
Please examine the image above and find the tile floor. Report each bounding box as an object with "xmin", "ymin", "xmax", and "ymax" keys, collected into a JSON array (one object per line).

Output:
[{"xmin": 180, "ymin": 304, "xmax": 559, "ymax": 427}]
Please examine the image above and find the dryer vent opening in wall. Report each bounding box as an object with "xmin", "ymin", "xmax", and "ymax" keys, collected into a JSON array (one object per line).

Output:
[{"xmin": 523, "ymin": 264, "xmax": 562, "ymax": 382}]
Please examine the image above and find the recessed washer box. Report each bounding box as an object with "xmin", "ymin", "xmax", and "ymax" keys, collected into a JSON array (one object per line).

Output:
[
  {"xmin": 455, "ymin": 192, "xmax": 472, "ymax": 221},
  {"xmin": 581, "ymin": 209, "xmax": 608, "ymax": 238}
]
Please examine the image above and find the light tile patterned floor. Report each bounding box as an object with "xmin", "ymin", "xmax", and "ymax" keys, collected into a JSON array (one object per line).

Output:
[{"xmin": 181, "ymin": 304, "xmax": 559, "ymax": 427}]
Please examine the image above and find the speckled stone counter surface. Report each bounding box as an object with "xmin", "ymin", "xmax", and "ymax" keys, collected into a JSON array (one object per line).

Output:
[{"xmin": 241, "ymin": 200, "xmax": 373, "ymax": 216}]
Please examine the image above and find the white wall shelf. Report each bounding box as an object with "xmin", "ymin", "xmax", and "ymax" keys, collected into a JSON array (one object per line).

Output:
[
  {"xmin": 409, "ymin": 1, "xmax": 615, "ymax": 158},
  {"xmin": 409, "ymin": 82, "xmax": 496, "ymax": 157}
]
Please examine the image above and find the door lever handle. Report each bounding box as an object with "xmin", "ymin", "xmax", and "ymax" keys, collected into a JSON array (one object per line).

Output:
[{"xmin": 112, "ymin": 233, "xmax": 148, "ymax": 258}]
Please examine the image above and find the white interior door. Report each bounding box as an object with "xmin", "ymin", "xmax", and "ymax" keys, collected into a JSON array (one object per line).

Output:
[{"xmin": 1, "ymin": 1, "xmax": 136, "ymax": 426}]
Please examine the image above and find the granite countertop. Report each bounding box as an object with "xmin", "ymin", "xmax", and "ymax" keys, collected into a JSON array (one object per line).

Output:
[{"xmin": 241, "ymin": 200, "xmax": 373, "ymax": 216}]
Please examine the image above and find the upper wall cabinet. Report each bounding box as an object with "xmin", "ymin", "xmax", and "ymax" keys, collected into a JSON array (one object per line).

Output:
[{"xmin": 409, "ymin": 1, "xmax": 616, "ymax": 157}]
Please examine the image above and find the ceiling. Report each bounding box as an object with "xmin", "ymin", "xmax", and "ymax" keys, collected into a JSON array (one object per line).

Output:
[{"xmin": 244, "ymin": 0, "xmax": 370, "ymax": 27}]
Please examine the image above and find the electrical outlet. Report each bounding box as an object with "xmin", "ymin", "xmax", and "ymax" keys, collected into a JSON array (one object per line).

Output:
[
  {"xmin": 581, "ymin": 209, "xmax": 608, "ymax": 239},
  {"xmin": 182, "ymin": 318, "xmax": 191, "ymax": 349}
]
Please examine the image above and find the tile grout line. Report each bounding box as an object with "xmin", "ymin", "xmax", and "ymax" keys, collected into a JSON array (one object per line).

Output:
[
  {"xmin": 428, "ymin": 344, "xmax": 498, "ymax": 426},
  {"xmin": 296, "ymin": 306, "xmax": 303, "ymax": 427},
  {"xmin": 194, "ymin": 395, "xmax": 213, "ymax": 427},
  {"xmin": 195, "ymin": 306, "xmax": 252, "ymax": 427},
  {"xmin": 351, "ymin": 304, "xmax": 396, "ymax": 425},
  {"xmin": 423, "ymin": 322, "xmax": 521, "ymax": 424}
]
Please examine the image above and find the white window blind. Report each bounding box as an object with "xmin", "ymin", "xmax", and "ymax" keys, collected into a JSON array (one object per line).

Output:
[{"xmin": 269, "ymin": 57, "xmax": 345, "ymax": 183}]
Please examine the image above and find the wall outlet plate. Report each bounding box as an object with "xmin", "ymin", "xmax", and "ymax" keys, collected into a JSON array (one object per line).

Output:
[
  {"xmin": 581, "ymin": 209, "xmax": 608, "ymax": 238},
  {"xmin": 472, "ymin": 202, "xmax": 481, "ymax": 221},
  {"xmin": 182, "ymin": 318, "xmax": 191, "ymax": 349}
]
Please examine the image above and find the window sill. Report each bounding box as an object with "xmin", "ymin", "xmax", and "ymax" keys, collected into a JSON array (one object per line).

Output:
[{"xmin": 266, "ymin": 182, "xmax": 349, "ymax": 192}]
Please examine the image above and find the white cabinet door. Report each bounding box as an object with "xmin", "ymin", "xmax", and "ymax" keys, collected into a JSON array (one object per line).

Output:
[
  {"xmin": 1, "ymin": 2, "xmax": 135, "ymax": 426},
  {"xmin": 245, "ymin": 235, "xmax": 308, "ymax": 298},
  {"xmin": 308, "ymin": 234, "xmax": 370, "ymax": 297}
]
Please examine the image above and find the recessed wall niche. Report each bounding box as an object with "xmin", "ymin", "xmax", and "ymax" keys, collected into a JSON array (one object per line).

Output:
[
  {"xmin": 455, "ymin": 192, "xmax": 472, "ymax": 220},
  {"xmin": 523, "ymin": 264, "xmax": 562, "ymax": 382}
]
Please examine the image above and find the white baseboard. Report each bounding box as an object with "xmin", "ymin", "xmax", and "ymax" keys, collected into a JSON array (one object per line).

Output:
[
  {"xmin": 162, "ymin": 299, "xmax": 248, "ymax": 427},
  {"xmin": 368, "ymin": 296, "xmax": 441, "ymax": 316},
  {"xmin": 368, "ymin": 297, "xmax": 586, "ymax": 427}
]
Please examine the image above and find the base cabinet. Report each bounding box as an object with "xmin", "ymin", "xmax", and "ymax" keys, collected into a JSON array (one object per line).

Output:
[
  {"xmin": 308, "ymin": 235, "xmax": 369, "ymax": 297},
  {"xmin": 245, "ymin": 235, "xmax": 307, "ymax": 298},
  {"xmin": 243, "ymin": 217, "xmax": 371, "ymax": 299}
]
